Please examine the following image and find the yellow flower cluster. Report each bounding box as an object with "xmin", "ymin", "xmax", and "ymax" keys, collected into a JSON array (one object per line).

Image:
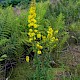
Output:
[
  {"xmin": 28, "ymin": 6, "xmax": 37, "ymax": 28},
  {"xmin": 47, "ymin": 27, "xmax": 53, "ymax": 38},
  {"xmin": 36, "ymin": 42, "xmax": 43, "ymax": 54},
  {"xmin": 26, "ymin": 56, "xmax": 29, "ymax": 62},
  {"xmin": 26, "ymin": 1, "xmax": 59, "ymax": 63},
  {"xmin": 28, "ymin": 3, "xmax": 37, "ymax": 42},
  {"xmin": 28, "ymin": 3, "xmax": 42, "ymax": 42},
  {"xmin": 27, "ymin": 2, "xmax": 43, "ymax": 55},
  {"xmin": 47, "ymin": 27, "xmax": 58, "ymax": 42}
]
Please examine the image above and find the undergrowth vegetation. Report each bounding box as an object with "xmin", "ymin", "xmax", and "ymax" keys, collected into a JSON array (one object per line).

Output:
[{"xmin": 0, "ymin": 0, "xmax": 80, "ymax": 80}]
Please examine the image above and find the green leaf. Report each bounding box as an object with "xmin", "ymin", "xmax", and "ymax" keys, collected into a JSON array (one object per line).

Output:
[
  {"xmin": 1, "ymin": 54, "xmax": 7, "ymax": 58},
  {"xmin": 0, "ymin": 38, "xmax": 10, "ymax": 46},
  {"xmin": 0, "ymin": 58, "xmax": 4, "ymax": 61}
]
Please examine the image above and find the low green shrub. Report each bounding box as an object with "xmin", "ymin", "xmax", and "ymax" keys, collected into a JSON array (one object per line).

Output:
[
  {"xmin": 49, "ymin": 0, "xmax": 80, "ymax": 26},
  {"xmin": 68, "ymin": 22, "xmax": 80, "ymax": 44},
  {"xmin": 0, "ymin": 6, "xmax": 28, "ymax": 59},
  {"xmin": 0, "ymin": 0, "xmax": 47, "ymax": 8}
]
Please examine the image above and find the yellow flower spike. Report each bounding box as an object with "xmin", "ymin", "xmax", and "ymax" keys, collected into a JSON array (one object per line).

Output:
[
  {"xmin": 37, "ymin": 50, "xmax": 42, "ymax": 54},
  {"xmin": 26, "ymin": 56, "xmax": 29, "ymax": 62},
  {"xmin": 29, "ymin": 6, "xmax": 36, "ymax": 13},
  {"xmin": 37, "ymin": 33, "xmax": 41, "ymax": 38},
  {"xmin": 30, "ymin": 6, "xmax": 36, "ymax": 10},
  {"xmin": 29, "ymin": 10, "xmax": 35, "ymax": 14}
]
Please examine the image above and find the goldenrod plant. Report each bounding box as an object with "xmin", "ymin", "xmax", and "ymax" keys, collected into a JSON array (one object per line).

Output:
[
  {"xmin": 26, "ymin": 0, "xmax": 59, "ymax": 79},
  {"xmin": 26, "ymin": 0, "xmax": 59, "ymax": 59},
  {"xmin": 0, "ymin": 0, "xmax": 80, "ymax": 80}
]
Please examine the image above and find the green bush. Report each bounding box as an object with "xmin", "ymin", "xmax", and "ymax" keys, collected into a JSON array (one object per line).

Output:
[
  {"xmin": 0, "ymin": 6, "xmax": 28, "ymax": 59},
  {"xmin": 68, "ymin": 22, "xmax": 80, "ymax": 44},
  {"xmin": 0, "ymin": 0, "xmax": 29, "ymax": 7},
  {"xmin": 44, "ymin": 5, "xmax": 69, "ymax": 51},
  {"xmin": 0, "ymin": 0, "xmax": 47, "ymax": 8},
  {"xmin": 49, "ymin": 0, "xmax": 80, "ymax": 26}
]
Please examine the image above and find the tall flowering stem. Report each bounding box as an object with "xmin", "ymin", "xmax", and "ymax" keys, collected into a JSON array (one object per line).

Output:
[
  {"xmin": 26, "ymin": 0, "xmax": 59, "ymax": 79},
  {"xmin": 27, "ymin": 1, "xmax": 43, "ymax": 55}
]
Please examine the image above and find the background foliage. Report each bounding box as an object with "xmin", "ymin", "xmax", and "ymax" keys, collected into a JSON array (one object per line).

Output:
[{"xmin": 0, "ymin": 0, "xmax": 80, "ymax": 80}]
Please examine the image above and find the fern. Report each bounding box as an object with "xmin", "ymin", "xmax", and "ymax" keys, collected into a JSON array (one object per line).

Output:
[
  {"xmin": 58, "ymin": 33, "xmax": 70, "ymax": 51},
  {"xmin": 36, "ymin": 1, "xmax": 49, "ymax": 23},
  {"xmin": 54, "ymin": 13, "xmax": 65, "ymax": 30},
  {"xmin": 68, "ymin": 22, "xmax": 80, "ymax": 44},
  {"xmin": 0, "ymin": 38, "xmax": 10, "ymax": 46},
  {"xmin": 0, "ymin": 6, "xmax": 28, "ymax": 59},
  {"xmin": 44, "ymin": 9, "xmax": 69, "ymax": 52}
]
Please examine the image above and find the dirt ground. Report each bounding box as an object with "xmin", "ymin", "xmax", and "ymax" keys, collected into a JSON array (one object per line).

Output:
[
  {"xmin": 54, "ymin": 44, "xmax": 80, "ymax": 80},
  {"xmin": 60, "ymin": 44, "xmax": 80, "ymax": 66}
]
